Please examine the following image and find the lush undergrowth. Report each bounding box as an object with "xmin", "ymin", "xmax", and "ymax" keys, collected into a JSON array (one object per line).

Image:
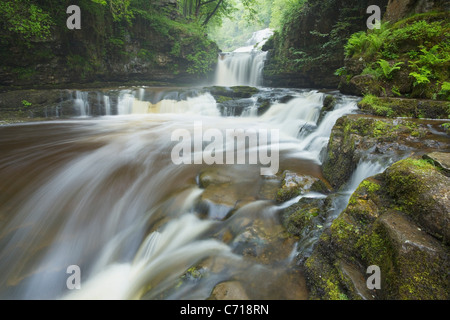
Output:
[
  {"xmin": 339, "ymin": 11, "xmax": 450, "ymax": 100},
  {"xmin": 0, "ymin": 0, "xmax": 219, "ymax": 86}
]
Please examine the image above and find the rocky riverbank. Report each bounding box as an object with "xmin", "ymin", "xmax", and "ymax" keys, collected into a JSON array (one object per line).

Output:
[
  {"xmin": 280, "ymin": 95, "xmax": 449, "ymax": 300},
  {"xmin": 304, "ymin": 154, "xmax": 449, "ymax": 300}
]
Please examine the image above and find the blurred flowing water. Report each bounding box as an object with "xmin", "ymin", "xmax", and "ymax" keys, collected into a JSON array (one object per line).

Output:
[{"xmin": 0, "ymin": 29, "xmax": 386, "ymax": 300}]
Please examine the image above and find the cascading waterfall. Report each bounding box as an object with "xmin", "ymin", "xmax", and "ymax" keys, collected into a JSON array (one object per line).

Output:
[
  {"xmin": 215, "ymin": 51, "xmax": 268, "ymax": 87},
  {"xmin": 0, "ymin": 29, "xmax": 392, "ymax": 301},
  {"xmin": 214, "ymin": 29, "xmax": 273, "ymax": 87},
  {"xmin": 0, "ymin": 87, "xmax": 371, "ymax": 300},
  {"xmin": 74, "ymin": 91, "xmax": 90, "ymax": 117},
  {"xmin": 103, "ymin": 95, "xmax": 111, "ymax": 116}
]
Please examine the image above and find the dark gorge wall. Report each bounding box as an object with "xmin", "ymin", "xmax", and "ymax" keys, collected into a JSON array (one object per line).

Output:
[
  {"xmin": 262, "ymin": 0, "xmax": 390, "ymax": 89},
  {"xmin": 0, "ymin": 1, "xmax": 219, "ymax": 89}
]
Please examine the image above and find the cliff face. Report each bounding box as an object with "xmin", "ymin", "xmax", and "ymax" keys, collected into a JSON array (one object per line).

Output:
[
  {"xmin": 0, "ymin": 2, "xmax": 219, "ymax": 89},
  {"xmin": 262, "ymin": 0, "xmax": 389, "ymax": 89},
  {"xmin": 384, "ymin": 0, "xmax": 450, "ymax": 22}
]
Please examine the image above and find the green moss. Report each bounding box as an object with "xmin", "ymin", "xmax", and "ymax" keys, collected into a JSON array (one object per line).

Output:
[
  {"xmin": 359, "ymin": 180, "xmax": 380, "ymax": 194},
  {"xmin": 281, "ymin": 197, "xmax": 328, "ymax": 236},
  {"xmin": 304, "ymin": 253, "xmax": 350, "ymax": 300},
  {"xmin": 358, "ymin": 94, "xmax": 394, "ymax": 117},
  {"xmin": 357, "ymin": 230, "xmax": 391, "ymax": 268},
  {"xmin": 215, "ymin": 95, "xmax": 233, "ymax": 103},
  {"xmin": 385, "ymin": 159, "xmax": 429, "ymax": 207},
  {"xmin": 330, "ymin": 216, "xmax": 359, "ymax": 245},
  {"xmin": 396, "ymin": 249, "xmax": 447, "ymax": 300}
]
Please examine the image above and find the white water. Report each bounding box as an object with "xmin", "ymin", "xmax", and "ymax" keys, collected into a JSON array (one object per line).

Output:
[
  {"xmin": 74, "ymin": 91, "xmax": 90, "ymax": 117},
  {"xmin": 0, "ymin": 87, "xmax": 363, "ymax": 299},
  {"xmin": 104, "ymin": 95, "xmax": 111, "ymax": 116},
  {"xmin": 214, "ymin": 29, "xmax": 273, "ymax": 87}
]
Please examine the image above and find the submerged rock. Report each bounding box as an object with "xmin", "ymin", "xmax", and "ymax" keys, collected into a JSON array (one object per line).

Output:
[
  {"xmin": 209, "ymin": 281, "xmax": 249, "ymax": 300},
  {"xmin": 281, "ymin": 197, "xmax": 330, "ymax": 237},
  {"xmin": 275, "ymin": 170, "xmax": 317, "ymax": 203},
  {"xmin": 196, "ymin": 167, "xmax": 278, "ymax": 220},
  {"xmin": 304, "ymin": 157, "xmax": 450, "ymax": 300}
]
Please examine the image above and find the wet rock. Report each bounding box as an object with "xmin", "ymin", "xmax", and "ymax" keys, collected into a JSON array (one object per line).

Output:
[
  {"xmin": 422, "ymin": 152, "xmax": 450, "ymax": 176},
  {"xmin": 357, "ymin": 96, "xmax": 450, "ymax": 119},
  {"xmin": 278, "ymin": 95, "xmax": 295, "ymax": 104},
  {"xmin": 341, "ymin": 74, "xmax": 381, "ymax": 97},
  {"xmin": 196, "ymin": 167, "xmax": 260, "ymax": 220},
  {"xmin": 322, "ymin": 95, "xmax": 337, "ymax": 112},
  {"xmin": 384, "ymin": 158, "xmax": 450, "ymax": 243},
  {"xmin": 209, "ymin": 281, "xmax": 249, "ymax": 300},
  {"xmin": 281, "ymin": 197, "xmax": 330, "ymax": 237},
  {"xmin": 317, "ymin": 94, "xmax": 338, "ymax": 126},
  {"xmin": 198, "ymin": 183, "xmax": 255, "ymax": 220},
  {"xmin": 275, "ymin": 170, "xmax": 317, "ymax": 203},
  {"xmin": 304, "ymin": 157, "xmax": 450, "ymax": 300},
  {"xmin": 309, "ymin": 179, "xmax": 332, "ymax": 194},
  {"xmin": 257, "ymin": 177, "xmax": 281, "ymax": 201},
  {"xmin": 198, "ymin": 168, "xmax": 233, "ymax": 188},
  {"xmin": 217, "ymin": 98, "xmax": 255, "ymax": 116},
  {"xmin": 322, "ymin": 114, "xmax": 449, "ymax": 190},
  {"xmin": 205, "ymin": 86, "xmax": 259, "ymax": 99}
]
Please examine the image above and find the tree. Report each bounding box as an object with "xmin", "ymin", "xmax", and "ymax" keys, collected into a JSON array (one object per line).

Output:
[
  {"xmin": 0, "ymin": 0, "xmax": 53, "ymax": 44},
  {"xmin": 179, "ymin": 0, "xmax": 257, "ymax": 27}
]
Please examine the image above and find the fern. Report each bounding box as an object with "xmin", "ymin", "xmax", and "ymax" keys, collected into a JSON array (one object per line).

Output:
[
  {"xmin": 377, "ymin": 59, "xmax": 403, "ymax": 80},
  {"xmin": 409, "ymin": 70, "xmax": 431, "ymax": 86}
]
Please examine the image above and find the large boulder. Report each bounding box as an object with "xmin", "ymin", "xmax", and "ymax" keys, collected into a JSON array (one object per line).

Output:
[
  {"xmin": 304, "ymin": 157, "xmax": 450, "ymax": 300},
  {"xmin": 322, "ymin": 114, "xmax": 449, "ymax": 190}
]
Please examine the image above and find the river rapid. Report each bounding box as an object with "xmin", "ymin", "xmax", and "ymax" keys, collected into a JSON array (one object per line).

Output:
[{"xmin": 0, "ymin": 29, "xmax": 387, "ymax": 300}]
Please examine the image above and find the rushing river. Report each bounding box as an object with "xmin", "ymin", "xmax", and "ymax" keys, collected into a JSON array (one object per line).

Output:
[{"xmin": 0, "ymin": 30, "xmax": 387, "ymax": 300}]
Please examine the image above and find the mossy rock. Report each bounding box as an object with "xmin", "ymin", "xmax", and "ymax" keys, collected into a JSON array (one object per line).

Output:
[
  {"xmin": 358, "ymin": 96, "xmax": 450, "ymax": 119},
  {"xmin": 304, "ymin": 157, "xmax": 450, "ymax": 300},
  {"xmin": 384, "ymin": 158, "xmax": 450, "ymax": 243},
  {"xmin": 373, "ymin": 211, "xmax": 448, "ymax": 299},
  {"xmin": 275, "ymin": 170, "xmax": 317, "ymax": 203},
  {"xmin": 322, "ymin": 114, "xmax": 440, "ymax": 190},
  {"xmin": 281, "ymin": 197, "xmax": 330, "ymax": 237},
  {"xmin": 304, "ymin": 251, "xmax": 352, "ymax": 300},
  {"xmin": 204, "ymin": 86, "xmax": 259, "ymax": 99}
]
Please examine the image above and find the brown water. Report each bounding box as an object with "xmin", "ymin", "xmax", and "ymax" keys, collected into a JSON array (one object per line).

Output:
[{"xmin": 0, "ymin": 90, "xmax": 361, "ymax": 300}]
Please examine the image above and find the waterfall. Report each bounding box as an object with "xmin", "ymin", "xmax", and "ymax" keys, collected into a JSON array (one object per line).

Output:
[
  {"xmin": 214, "ymin": 29, "xmax": 273, "ymax": 87},
  {"xmin": 74, "ymin": 91, "xmax": 90, "ymax": 117},
  {"xmin": 0, "ymin": 88, "xmax": 363, "ymax": 299},
  {"xmin": 298, "ymin": 95, "xmax": 359, "ymax": 162},
  {"xmin": 1, "ymin": 28, "xmax": 390, "ymax": 301},
  {"xmin": 104, "ymin": 96, "xmax": 111, "ymax": 116},
  {"xmin": 117, "ymin": 91, "xmax": 136, "ymax": 115}
]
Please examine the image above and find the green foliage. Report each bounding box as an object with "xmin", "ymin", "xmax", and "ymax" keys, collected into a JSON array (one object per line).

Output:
[
  {"xmin": 91, "ymin": 0, "xmax": 133, "ymax": 23},
  {"xmin": 21, "ymin": 100, "xmax": 32, "ymax": 107},
  {"xmin": 343, "ymin": 11, "xmax": 450, "ymax": 99},
  {"xmin": 438, "ymin": 82, "xmax": 450, "ymax": 101},
  {"xmin": 344, "ymin": 22, "xmax": 391, "ymax": 60},
  {"xmin": 207, "ymin": 0, "xmax": 273, "ymax": 52},
  {"xmin": 359, "ymin": 94, "xmax": 394, "ymax": 117},
  {"xmin": 0, "ymin": 0, "xmax": 53, "ymax": 45},
  {"xmin": 270, "ymin": 0, "xmax": 306, "ymax": 30},
  {"xmin": 66, "ymin": 54, "xmax": 94, "ymax": 79},
  {"xmin": 409, "ymin": 69, "xmax": 431, "ymax": 86},
  {"xmin": 186, "ymin": 48, "xmax": 217, "ymax": 75},
  {"xmin": 377, "ymin": 59, "xmax": 403, "ymax": 80}
]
